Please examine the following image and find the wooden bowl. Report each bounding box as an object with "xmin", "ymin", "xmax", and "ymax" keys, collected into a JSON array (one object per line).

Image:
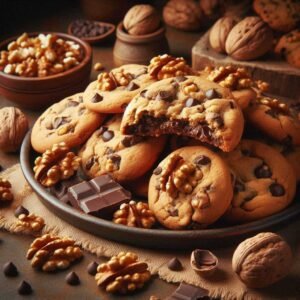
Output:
[
  {"xmin": 68, "ymin": 21, "xmax": 115, "ymax": 45},
  {"xmin": 0, "ymin": 32, "xmax": 92, "ymax": 110},
  {"xmin": 20, "ymin": 132, "xmax": 300, "ymax": 250}
]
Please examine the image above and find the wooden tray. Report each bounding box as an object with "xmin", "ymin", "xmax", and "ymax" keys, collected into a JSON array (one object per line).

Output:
[
  {"xmin": 192, "ymin": 31, "xmax": 300, "ymax": 100},
  {"xmin": 20, "ymin": 132, "xmax": 300, "ymax": 250}
]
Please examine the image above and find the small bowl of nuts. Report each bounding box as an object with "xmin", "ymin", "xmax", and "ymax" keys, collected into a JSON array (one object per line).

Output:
[{"xmin": 0, "ymin": 32, "xmax": 92, "ymax": 110}]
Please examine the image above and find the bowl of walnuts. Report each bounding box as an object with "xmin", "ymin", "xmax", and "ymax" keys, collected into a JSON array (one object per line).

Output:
[{"xmin": 0, "ymin": 32, "xmax": 92, "ymax": 110}]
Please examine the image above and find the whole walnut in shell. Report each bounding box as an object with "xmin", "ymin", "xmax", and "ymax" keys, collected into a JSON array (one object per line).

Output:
[
  {"xmin": 232, "ymin": 232, "xmax": 293, "ymax": 288},
  {"xmin": 163, "ymin": 0, "xmax": 203, "ymax": 31},
  {"xmin": 123, "ymin": 5, "xmax": 160, "ymax": 35},
  {"xmin": 225, "ymin": 16, "xmax": 273, "ymax": 61},
  {"xmin": 0, "ymin": 107, "xmax": 29, "ymax": 152},
  {"xmin": 209, "ymin": 16, "xmax": 237, "ymax": 53}
]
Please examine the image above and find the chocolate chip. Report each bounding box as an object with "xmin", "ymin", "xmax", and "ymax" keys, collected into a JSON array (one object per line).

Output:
[
  {"xmin": 234, "ymin": 180, "xmax": 245, "ymax": 193},
  {"xmin": 175, "ymin": 76, "xmax": 187, "ymax": 82},
  {"xmin": 185, "ymin": 98, "xmax": 200, "ymax": 107},
  {"xmin": 254, "ymin": 164, "xmax": 272, "ymax": 178},
  {"xmin": 213, "ymin": 116, "xmax": 224, "ymax": 127},
  {"xmin": 229, "ymin": 101, "xmax": 235, "ymax": 109},
  {"xmin": 121, "ymin": 136, "xmax": 142, "ymax": 147},
  {"xmin": 18, "ymin": 281, "xmax": 33, "ymax": 295},
  {"xmin": 87, "ymin": 261, "xmax": 98, "ymax": 276},
  {"xmin": 85, "ymin": 156, "xmax": 96, "ymax": 170},
  {"xmin": 97, "ymin": 126, "xmax": 108, "ymax": 136},
  {"xmin": 52, "ymin": 117, "xmax": 63, "ymax": 129},
  {"xmin": 156, "ymin": 90, "xmax": 174, "ymax": 102},
  {"xmin": 108, "ymin": 154, "xmax": 121, "ymax": 169},
  {"xmin": 265, "ymin": 109, "xmax": 278, "ymax": 118},
  {"xmin": 3, "ymin": 262, "xmax": 18, "ymax": 277},
  {"xmin": 126, "ymin": 81, "xmax": 139, "ymax": 91},
  {"xmin": 140, "ymin": 89, "xmax": 148, "ymax": 98},
  {"xmin": 65, "ymin": 271, "xmax": 80, "ymax": 286},
  {"xmin": 153, "ymin": 166, "xmax": 162, "ymax": 175},
  {"xmin": 90, "ymin": 93, "xmax": 103, "ymax": 103},
  {"xmin": 102, "ymin": 130, "xmax": 114, "ymax": 142},
  {"xmin": 205, "ymin": 89, "xmax": 219, "ymax": 99},
  {"xmin": 200, "ymin": 126, "xmax": 212, "ymax": 140},
  {"xmin": 104, "ymin": 147, "xmax": 114, "ymax": 155},
  {"xmin": 194, "ymin": 155, "xmax": 211, "ymax": 165},
  {"xmin": 14, "ymin": 206, "xmax": 29, "ymax": 217},
  {"xmin": 167, "ymin": 257, "xmax": 183, "ymax": 271},
  {"xmin": 67, "ymin": 100, "xmax": 79, "ymax": 107},
  {"xmin": 269, "ymin": 183, "xmax": 285, "ymax": 197}
]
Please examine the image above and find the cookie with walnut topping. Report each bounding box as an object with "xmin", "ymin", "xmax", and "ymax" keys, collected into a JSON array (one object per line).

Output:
[
  {"xmin": 121, "ymin": 76, "xmax": 244, "ymax": 152},
  {"xmin": 31, "ymin": 93, "xmax": 105, "ymax": 153},
  {"xmin": 222, "ymin": 140, "xmax": 296, "ymax": 224},
  {"xmin": 83, "ymin": 64, "xmax": 155, "ymax": 114},
  {"xmin": 79, "ymin": 115, "xmax": 166, "ymax": 183},
  {"xmin": 148, "ymin": 146, "xmax": 233, "ymax": 230}
]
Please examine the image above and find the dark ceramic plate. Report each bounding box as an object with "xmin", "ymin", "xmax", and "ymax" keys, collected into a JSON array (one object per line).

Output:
[{"xmin": 20, "ymin": 132, "xmax": 300, "ymax": 250}]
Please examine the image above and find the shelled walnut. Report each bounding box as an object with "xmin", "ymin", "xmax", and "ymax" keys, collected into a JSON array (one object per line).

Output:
[
  {"xmin": 0, "ymin": 178, "xmax": 14, "ymax": 204},
  {"xmin": 15, "ymin": 213, "xmax": 45, "ymax": 234},
  {"xmin": 33, "ymin": 142, "xmax": 81, "ymax": 187},
  {"xmin": 113, "ymin": 201, "xmax": 156, "ymax": 229},
  {"xmin": 148, "ymin": 54, "xmax": 192, "ymax": 80},
  {"xmin": 256, "ymin": 96, "xmax": 289, "ymax": 114},
  {"xmin": 97, "ymin": 72, "xmax": 117, "ymax": 91},
  {"xmin": 95, "ymin": 252, "xmax": 151, "ymax": 294},
  {"xmin": 27, "ymin": 234, "xmax": 83, "ymax": 272}
]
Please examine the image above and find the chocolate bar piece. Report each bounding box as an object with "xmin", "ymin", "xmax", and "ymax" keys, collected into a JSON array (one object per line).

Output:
[
  {"xmin": 166, "ymin": 282, "xmax": 209, "ymax": 300},
  {"xmin": 68, "ymin": 174, "xmax": 131, "ymax": 216}
]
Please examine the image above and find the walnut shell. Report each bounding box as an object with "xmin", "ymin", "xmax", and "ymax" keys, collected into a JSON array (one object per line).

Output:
[
  {"xmin": 232, "ymin": 232, "xmax": 293, "ymax": 288},
  {"xmin": 163, "ymin": 0, "xmax": 203, "ymax": 31},
  {"xmin": 123, "ymin": 5, "xmax": 160, "ymax": 35},
  {"xmin": 209, "ymin": 16, "xmax": 237, "ymax": 53},
  {"xmin": 0, "ymin": 107, "xmax": 29, "ymax": 152},
  {"xmin": 225, "ymin": 16, "xmax": 273, "ymax": 61}
]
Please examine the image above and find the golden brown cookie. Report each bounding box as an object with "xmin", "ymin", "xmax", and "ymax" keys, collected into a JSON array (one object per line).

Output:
[
  {"xmin": 31, "ymin": 93, "xmax": 105, "ymax": 153},
  {"xmin": 121, "ymin": 76, "xmax": 244, "ymax": 152},
  {"xmin": 222, "ymin": 140, "xmax": 296, "ymax": 223},
  {"xmin": 148, "ymin": 146, "xmax": 233, "ymax": 230},
  {"xmin": 79, "ymin": 115, "xmax": 166, "ymax": 183}
]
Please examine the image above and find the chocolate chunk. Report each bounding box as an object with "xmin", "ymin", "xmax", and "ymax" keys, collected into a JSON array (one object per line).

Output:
[
  {"xmin": 85, "ymin": 156, "xmax": 96, "ymax": 170},
  {"xmin": 104, "ymin": 147, "xmax": 114, "ymax": 155},
  {"xmin": 156, "ymin": 91, "xmax": 174, "ymax": 102},
  {"xmin": 14, "ymin": 206, "xmax": 29, "ymax": 217},
  {"xmin": 234, "ymin": 180, "xmax": 245, "ymax": 193},
  {"xmin": 52, "ymin": 117, "xmax": 63, "ymax": 129},
  {"xmin": 269, "ymin": 183, "xmax": 285, "ymax": 197},
  {"xmin": 108, "ymin": 154, "xmax": 121, "ymax": 169},
  {"xmin": 97, "ymin": 126, "xmax": 108, "ymax": 136},
  {"xmin": 175, "ymin": 76, "xmax": 187, "ymax": 82},
  {"xmin": 90, "ymin": 93, "xmax": 103, "ymax": 103},
  {"xmin": 140, "ymin": 89, "xmax": 148, "ymax": 98},
  {"xmin": 194, "ymin": 155, "xmax": 211, "ymax": 166},
  {"xmin": 213, "ymin": 116, "xmax": 224, "ymax": 127},
  {"xmin": 254, "ymin": 164, "xmax": 272, "ymax": 178},
  {"xmin": 102, "ymin": 130, "xmax": 114, "ymax": 142},
  {"xmin": 167, "ymin": 258, "xmax": 183, "ymax": 271},
  {"xmin": 66, "ymin": 271, "xmax": 80, "ymax": 286},
  {"xmin": 87, "ymin": 261, "xmax": 99, "ymax": 276},
  {"xmin": 166, "ymin": 282, "xmax": 209, "ymax": 300},
  {"xmin": 126, "ymin": 81, "xmax": 139, "ymax": 91},
  {"xmin": 71, "ymin": 19, "xmax": 110, "ymax": 38},
  {"xmin": 121, "ymin": 136, "xmax": 142, "ymax": 147},
  {"xmin": 67, "ymin": 100, "xmax": 79, "ymax": 107},
  {"xmin": 185, "ymin": 98, "xmax": 200, "ymax": 107},
  {"xmin": 265, "ymin": 109, "xmax": 278, "ymax": 118},
  {"xmin": 153, "ymin": 166, "xmax": 162, "ymax": 175},
  {"xmin": 3, "ymin": 262, "xmax": 18, "ymax": 277},
  {"xmin": 200, "ymin": 126, "xmax": 212, "ymax": 140},
  {"xmin": 205, "ymin": 89, "xmax": 219, "ymax": 99},
  {"xmin": 68, "ymin": 174, "xmax": 131, "ymax": 216},
  {"xmin": 18, "ymin": 281, "xmax": 33, "ymax": 295}
]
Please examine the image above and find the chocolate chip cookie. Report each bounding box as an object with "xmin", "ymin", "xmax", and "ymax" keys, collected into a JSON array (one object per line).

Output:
[
  {"xmin": 31, "ymin": 93, "xmax": 105, "ymax": 153},
  {"xmin": 148, "ymin": 146, "xmax": 233, "ymax": 230},
  {"xmin": 83, "ymin": 64, "xmax": 155, "ymax": 113},
  {"xmin": 79, "ymin": 115, "xmax": 166, "ymax": 183},
  {"xmin": 222, "ymin": 140, "xmax": 296, "ymax": 223},
  {"xmin": 245, "ymin": 95, "xmax": 300, "ymax": 145},
  {"xmin": 121, "ymin": 76, "xmax": 244, "ymax": 152}
]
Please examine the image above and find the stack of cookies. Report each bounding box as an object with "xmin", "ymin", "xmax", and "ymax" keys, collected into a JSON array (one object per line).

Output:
[{"xmin": 31, "ymin": 54, "xmax": 300, "ymax": 230}]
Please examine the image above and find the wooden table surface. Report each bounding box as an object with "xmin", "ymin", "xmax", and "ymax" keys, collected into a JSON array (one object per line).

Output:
[{"xmin": 0, "ymin": 6, "xmax": 201, "ymax": 299}]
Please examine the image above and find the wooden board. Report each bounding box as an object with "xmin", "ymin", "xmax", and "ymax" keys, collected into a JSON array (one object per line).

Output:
[{"xmin": 192, "ymin": 31, "xmax": 300, "ymax": 100}]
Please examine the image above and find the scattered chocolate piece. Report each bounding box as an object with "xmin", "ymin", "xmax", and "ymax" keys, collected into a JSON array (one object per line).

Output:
[
  {"xmin": 254, "ymin": 164, "xmax": 272, "ymax": 178},
  {"xmin": 205, "ymin": 88, "xmax": 219, "ymax": 99},
  {"xmin": 66, "ymin": 271, "xmax": 80, "ymax": 286},
  {"xmin": 18, "ymin": 281, "xmax": 33, "ymax": 295},
  {"xmin": 156, "ymin": 90, "xmax": 174, "ymax": 102},
  {"xmin": 126, "ymin": 81, "xmax": 139, "ymax": 91},
  {"xmin": 91, "ymin": 93, "xmax": 103, "ymax": 103},
  {"xmin": 153, "ymin": 166, "xmax": 162, "ymax": 175},
  {"xmin": 190, "ymin": 249, "xmax": 218, "ymax": 277},
  {"xmin": 3, "ymin": 262, "xmax": 18, "ymax": 277},
  {"xmin": 102, "ymin": 130, "xmax": 114, "ymax": 142},
  {"xmin": 269, "ymin": 183, "xmax": 285, "ymax": 197},
  {"xmin": 68, "ymin": 174, "xmax": 131, "ymax": 216},
  {"xmin": 167, "ymin": 257, "xmax": 183, "ymax": 271},
  {"xmin": 70, "ymin": 19, "xmax": 110, "ymax": 38},
  {"xmin": 166, "ymin": 282, "xmax": 209, "ymax": 300},
  {"xmin": 194, "ymin": 155, "xmax": 211, "ymax": 166},
  {"xmin": 185, "ymin": 98, "xmax": 200, "ymax": 107},
  {"xmin": 14, "ymin": 206, "xmax": 29, "ymax": 218},
  {"xmin": 87, "ymin": 261, "xmax": 99, "ymax": 276}
]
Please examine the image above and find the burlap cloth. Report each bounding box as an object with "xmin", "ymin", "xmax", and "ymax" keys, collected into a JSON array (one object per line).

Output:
[{"xmin": 1, "ymin": 164, "xmax": 300, "ymax": 300}]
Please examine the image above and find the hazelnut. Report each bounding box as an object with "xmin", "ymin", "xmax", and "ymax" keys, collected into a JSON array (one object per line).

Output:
[
  {"xmin": 0, "ymin": 107, "xmax": 29, "ymax": 152},
  {"xmin": 123, "ymin": 5, "xmax": 160, "ymax": 36},
  {"xmin": 232, "ymin": 232, "xmax": 293, "ymax": 288},
  {"xmin": 163, "ymin": 0, "xmax": 203, "ymax": 31},
  {"xmin": 209, "ymin": 17, "xmax": 237, "ymax": 53}
]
